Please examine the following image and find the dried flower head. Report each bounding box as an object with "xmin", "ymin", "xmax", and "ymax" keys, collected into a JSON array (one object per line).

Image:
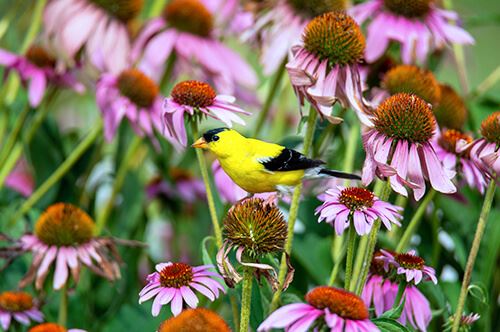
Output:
[
  {"xmin": 373, "ymin": 93, "xmax": 435, "ymax": 143},
  {"xmin": 164, "ymin": 0, "xmax": 213, "ymax": 37},
  {"xmin": 303, "ymin": 12, "xmax": 365, "ymax": 67},
  {"xmin": 382, "ymin": 65, "xmax": 441, "ymax": 106},
  {"xmin": 223, "ymin": 198, "xmax": 287, "ymax": 257},
  {"xmin": 158, "ymin": 308, "xmax": 231, "ymax": 332},
  {"xmin": 434, "ymin": 85, "xmax": 468, "ymax": 130}
]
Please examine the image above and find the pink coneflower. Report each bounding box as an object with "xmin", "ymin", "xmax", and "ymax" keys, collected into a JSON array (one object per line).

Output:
[
  {"xmin": 0, "ymin": 45, "xmax": 84, "ymax": 106},
  {"xmin": 146, "ymin": 168, "xmax": 205, "ymax": 203},
  {"xmin": 43, "ymin": 0, "xmax": 141, "ymax": 74},
  {"xmin": 258, "ymin": 286, "xmax": 378, "ymax": 332},
  {"xmin": 138, "ymin": 262, "xmax": 225, "ymax": 317},
  {"xmin": 350, "ymin": 0, "xmax": 474, "ymax": 64},
  {"xmin": 467, "ymin": 112, "xmax": 500, "ymax": 177},
  {"xmin": 0, "ymin": 291, "xmax": 43, "ymax": 331},
  {"xmin": 444, "ymin": 313, "xmax": 480, "ymax": 332},
  {"xmin": 362, "ymin": 93, "xmax": 456, "ymax": 200},
  {"xmin": 132, "ymin": 0, "xmax": 256, "ymax": 94},
  {"xmin": 163, "ymin": 80, "xmax": 249, "ymax": 147},
  {"xmin": 362, "ymin": 251, "xmax": 432, "ymax": 331},
  {"xmin": 286, "ymin": 12, "xmax": 373, "ymax": 125},
  {"xmin": 96, "ymin": 69, "xmax": 169, "ymax": 144},
  {"xmin": 433, "ymin": 84, "xmax": 468, "ymax": 130},
  {"xmin": 315, "ymin": 186, "xmax": 402, "ymax": 236},
  {"xmin": 19, "ymin": 203, "xmax": 121, "ymax": 290},
  {"xmin": 244, "ymin": 0, "xmax": 346, "ymax": 75},
  {"xmin": 29, "ymin": 323, "xmax": 86, "ymax": 332},
  {"xmin": 434, "ymin": 129, "xmax": 487, "ymax": 193},
  {"xmin": 378, "ymin": 249, "xmax": 437, "ymax": 285},
  {"xmin": 5, "ymin": 157, "xmax": 34, "ymax": 197}
]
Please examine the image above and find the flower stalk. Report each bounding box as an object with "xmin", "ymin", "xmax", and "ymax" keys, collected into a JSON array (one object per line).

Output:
[
  {"xmin": 191, "ymin": 120, "xmax": 223, "ymax": 247},
  {"xmin": 451, "ymin": 178, "xmax": 497, "ymax": 332},
  {"xmin": 239, "ymin": 267, "xmax": 253, "ymax": 332},
  {"xmin": 270, "ymin": 107, "xmax": 317, "ymax": 311},
  {"xmin": 392, "ymin": 283, "xmax": 406, "ymax": 310},
  {"xmin": 344, "ymin": 224, "xmax": 356, "ymax": 290},
  {"xmin": 396, "ymin": 189, "xmax": 437, "ymax": 252},
  {"xmin": 58, "ymin": 283, "xmax": 68, "ymax": 327}
]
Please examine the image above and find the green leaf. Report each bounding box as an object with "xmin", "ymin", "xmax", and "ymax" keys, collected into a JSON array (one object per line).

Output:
[
  {"xmin": 201, "ymin": 236, "xmax": 216, "ymax": 266},
  {"xmin": 372, "ymin": 318, "xmax": 411, "ymax": 332},
  {"xmin": 381, "ymin": 297, "xmax": 406, "ymax": 320},
  {"xmin": 250, "ymin": 278, "xmax": 264, "ymax": 331},
  {"xmin": 468, "ymin": 283, "xmax": 489, "ymax": 306}
]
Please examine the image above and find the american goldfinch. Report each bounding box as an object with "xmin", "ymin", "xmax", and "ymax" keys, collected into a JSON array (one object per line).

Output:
[{"xmin": 192, "ymin": 128, "xmax": 360, "ymax": 193}]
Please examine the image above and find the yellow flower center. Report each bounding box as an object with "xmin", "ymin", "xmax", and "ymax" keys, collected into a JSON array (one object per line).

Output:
[
  {"xmin": 306, "ymin": 286, "xmax": 369, "ymax": 320},
  {"xmin": 395, "ymin": 252, "xmax": 425, "ymax": 269},
  {"xmin": 383, "ymin": 0, "xmax": 433, "ymax": 18},
  {"xmin": 373, "ymin": 93, "xmax": 436, "ymax": 143},
  {"xmin": 286, "ymin": 0, "xmax": 346, "ymax": 18},
  {"xmin": 382, "ymin": 65, "xmax": 441, "ymax": 106},
  {"xmin": 89, "ymin": 0, "xmax": 143, "ymax": 22},
  {"xmin": 338, "ymin": 187, "xmax": 375, "ymax": 210},
  {"xmin": 0, "ymin": 291, "xmax": 34, "ymax": 312},
  {"xmin": 433, "ymin": 85, "xmax": 468, "ymax": 130},
  {"xmin": 158, "ymin": 308, "xmax": 231, "ymax": 332},
  {"xmin": 303, "ymin": 12, "xmax": 365, "ymax": 67},
  {"xmin": 159, "ymin": 263, "xmax": 194, "ymax": 288},
  {"xmin": 480, "ymin": 112, "xmax": 500, "ymax": 145},
  {"xmin": 223, "ymin": 198, "xmax": 287, "ymax": 257},
  {"xmin": 117, "ymin": 69, "xmax": 159, "ymax": 108},
  {"xmin": 29, "ymin": 323, "xmax": 67, "ymax": 332},
  {"xmin": 171, "ymin": 80, "xmax": 217, "ymax": 108},
  {"xmin": 25, "ymin": 45, "xmax": 56, "ymax": 69},
  {"xmin": 34, "ymin": 203, "xmax": 95, "ymax": 247},
  {"xmin": 163, "ymin": 0, "xmax": 214, "ymax": 37}
]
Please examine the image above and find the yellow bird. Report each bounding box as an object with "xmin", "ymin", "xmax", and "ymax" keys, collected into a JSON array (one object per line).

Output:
[{"xmin": 192, "ymin": 128, "xmax": 360, "ymax": 193}]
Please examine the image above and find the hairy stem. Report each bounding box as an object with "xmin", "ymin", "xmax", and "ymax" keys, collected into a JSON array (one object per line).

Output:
[
  {"xmin": 58, "ymin": 283, "xmax": 68, "ymax": 327},
  {"xmin": 239, "ymin": 268, "xmax": 253, "ymax": 332},
  {"xmin": 344, "ymin": 224, "xmax": 356, "ymax": 290},
  {"xmin": 451, "ymin": 179, "xmax": 496, "ymax": 332},
  {"xmin": 191, "ymin": 121, "xmax": 222, "ymax": 247},
  {"xmin": 0, "ymin": 104, "xmax": 30, "ymax": 167},
  {"xmin": 270, "ymin": 108, "xmax": 317, "ymax": 311},
  {"xmin": 396, "ymin": 189, "xmax": 437, "ymax": 252}
]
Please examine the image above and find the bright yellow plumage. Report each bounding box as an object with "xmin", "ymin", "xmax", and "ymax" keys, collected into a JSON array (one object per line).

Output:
[{"xmin": 194, "ymin": 129, "xmax": 305, "ymax": 193}]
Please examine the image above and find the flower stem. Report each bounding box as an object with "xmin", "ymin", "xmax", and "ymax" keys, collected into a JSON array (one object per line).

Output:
[
  {"xmin": 0, "ymin": 142, "xmax": 22, "ymax": 190},
  {"xmin": 239, "ymin": 267, "xmax": 253, "ymax": 332},
  {"xmin": 253, "ymin": 58, "xmax": 287, "ymax": 137},
  {"xmin": 344, "ymin": 224, "xmax": 356, "ymax": 290},
  {"xmin": 10, "ymin": 122, "xmax": 103, "ymax": 224},
  {"xmin": 20, "ymin": 0, "xmax": 47, "ymax": 52},
  {"xmin": 58, "ymin": 283, "xmax": 68, "ymax": 327},
  {"xmin": 354, "ymin": 180, "xmax": 392, "ymax": 295},
  {"xmin": 95, "ymin": 135, "xmax": 142, "ymax": 235},
  {"xmin": 451, "ymin": 178, "xmax": 496, "ymax": 332},
  {"xmin": 396, "ymin": 189, "xmax": 437, "ymax": 252},
  {"xmin": 191, "ymin": 121, "xmax": 222, "ymax": 247},
  {"xmin": 270, "ymin": 108, "xmax": 317, "ymax": 311},
  {"xmin": 392, "ymin": 283, "xmax": 406, "ymax": 310},
  {"xmin": 0, "ymin": 104, "xmax": 30, "ymax": 167},
  {"xmin": 148, "ymin": 0, "xmax": 167, "ymax": 16}
]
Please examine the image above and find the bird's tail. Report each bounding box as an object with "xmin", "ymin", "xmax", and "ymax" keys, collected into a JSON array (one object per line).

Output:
[{"xmin": 318, "ymin": 168, "xmax": 361, "ymax": 180}]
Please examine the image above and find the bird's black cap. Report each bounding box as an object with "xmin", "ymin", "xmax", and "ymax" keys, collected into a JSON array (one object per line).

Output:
[{"xmin": 203, "ymin": 128, "xmax": 228, "ymax": 142}]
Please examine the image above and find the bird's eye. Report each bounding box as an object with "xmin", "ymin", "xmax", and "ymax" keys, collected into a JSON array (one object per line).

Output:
[{"xmin": 212, "ymin": 135, "xmax": 219, "ymax": 142}]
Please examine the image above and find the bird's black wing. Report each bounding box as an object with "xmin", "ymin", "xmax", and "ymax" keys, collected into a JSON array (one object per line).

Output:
[{"xmin": 260, "ymin": 148, "xmax": 325, "ymax": 172}]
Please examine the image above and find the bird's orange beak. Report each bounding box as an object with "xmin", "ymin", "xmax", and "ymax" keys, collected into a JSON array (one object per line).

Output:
[{"xmin": 191, "ymin": 137, "xmax": 208, "ymax": 149}]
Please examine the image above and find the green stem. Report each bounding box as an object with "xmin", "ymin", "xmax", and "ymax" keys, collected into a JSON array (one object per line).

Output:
[
  {"xmin": 470, "ymin": 65, "xmax": 500, "ymax": 99},
  {"xmin": 253, "ymin": 58, "xmax": 287, "ymax": 137},
  {"xmin": 20, "ymin": 0, "xmax": 47, "ymax": 52},
  {"xmin": 148, "ymin": 0, "xmax": 167, "ymax": 16},
  {"xmin": 25, "ymin": 89, "xmax": 58, "ymax": 143},
  {"xmin": 95, "ymin": 136, "xmax": 142, "ymax": 235},
  {"xmin": 344, "ymin": 224, "xmax": 356, "ymax": 290},
  {"xmin": 239, "ymin": 268, "xmax": 253, "ymax": 332},
  {"xmin": 58, "ymin": 283, "xmax": 68, "ymax": 327},
  {"xmin": 328, "ymin": 236, "xmax": 346, "ymax": 286},
  {"xmin": 270, "ymin": 108, "xmax": 317, "ymax": 311},
  {"xmin": 392, "ymin": 283, "xmax": 406, "ymax": 310},
  {"xmin": 0, "ymin": 104, "xmax": 30, "ymax": 166},
  {"xmin": 10, "ymin": 122, "xmax": 103, "ymax": 224},
  {"xmin": 451, "ymin": 179, "xmax": 496, "ymax": 332},
  {"xmin": 191, "ymin": 121, "xmax": 222, "ymax": 247},
  {"xmin": 159, "ymin": 53, "xmax": 177, "ymax": 93},
  {"xmin": 0, "ymin": 143, "xmax": 22, "ymax": 190},
  {"xmin": 355, "ymin": 181, "xmax": 392, "ymax": 295},
  {"xmin": 230, "ymin": 292, "xmax": 240, "ymax": 330},
  {"xmin": 396, "ymin": 189, "xmax": 437, "ymax": 252}
]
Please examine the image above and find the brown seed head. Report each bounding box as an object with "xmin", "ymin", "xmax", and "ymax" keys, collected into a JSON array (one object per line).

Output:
[
  {"xmin": 35, "ymin": 203, "xmax": 95, "ymax": 247},
  {"xmin": 25, "ymin": 45, "xmax": 56, "ymax": 69},
  {"xmin": 306, "ymin": 286, "xmax": 369, "ymax": 320},
  {"xmin": 89, "ymin": 0, "xmax": 143, "ymax": 22},
  {"xmin": 383, "ymin": 0, "xmax": 433, "ymax": 18},
  {"xmin": 117, "ymin": 69, "xmax": 159, "ymax": 108},
  {"xmin": 158, "ymin": 262, "xmax": 194, "ymax": 288},
  {"xmin": 158, "ymin": 308, "xmax": 231, "ymax": 332},
  {"xmin": 433, "ymin": 84, "xmax": 468, "ymax": 130},
  {"xmin": 395, "ymin": 252, "xmax": 425, "ymax": 270},
  {"xmin": 0, "ymin": 291, "xmax": 34, "ymax": 312},
  {"xmin": 339, "ymin": 187, "xmax": 375, "ymax": 210},
  {"xmin": 29, "ymin": 323, "xmax": 67, "ymax": 332},
  {"xmin": 438, "ymin": 129, "xmax": 473, "ymax": 155},
  {"xmin": 303, "ymin": 12, "xmax": 365, "ymax": 67},
  {"xmin": 164, "ymin": 0, "xmax": 214, "ymax": 37},
  {"xmin": 171, "ymin": 80, "xmax": 217, "ymax": 108},
  {"xmin": 373, "ymin": 93, "xmax": 436, "ymax": 143},
  {"xmin": 287, "ymin": 0, "xmax": 346, "ymax": 18},
  {"xmin": 480, "ymin": 112, "xmax": 500, "ymax": 145}
]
